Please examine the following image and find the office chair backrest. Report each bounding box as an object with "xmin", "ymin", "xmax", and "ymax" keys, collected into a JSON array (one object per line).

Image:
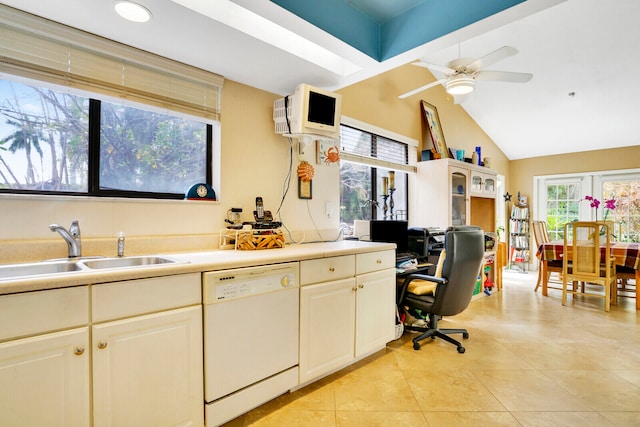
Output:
[{"xmin": 433, "ymin": 226, "xmax": 485, "ymax": 316}]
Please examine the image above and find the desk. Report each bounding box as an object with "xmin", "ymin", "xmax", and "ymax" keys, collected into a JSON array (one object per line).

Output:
[{"xmin": 537, "ymin": 240, "xmax": 640, "ymax": 309}]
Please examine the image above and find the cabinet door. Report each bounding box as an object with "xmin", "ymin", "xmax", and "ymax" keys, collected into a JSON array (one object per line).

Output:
[
  {"xmin": 470, "ymin": 171, "xmax": 497, "ymax": 198},
  {"xmin": 355, "ymin": 269, "xmax": 396, "ymax": 357},
  {"xmin": 92, "ymin": 306, "xmax": 203, "ymax": 427},
  {"xmin": 0, "ymin": 328, "xmax": 89, "ymax": 427},
  {"xmin": 299, "ymin": 278, "xmax": 356, "ymax": 384},
  {"xmin": 450, "ymin": 166, "xmax": 470, "ymax": 225}
]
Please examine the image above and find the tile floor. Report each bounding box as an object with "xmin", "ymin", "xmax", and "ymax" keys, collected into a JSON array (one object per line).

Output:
[{"xmin": 223, "ymin": 271, "xmax": 640, "ymax": 426}]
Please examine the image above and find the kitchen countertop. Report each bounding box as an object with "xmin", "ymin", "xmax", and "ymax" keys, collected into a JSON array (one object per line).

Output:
[{"xmin": 0, "ymin": 240, "xmax": 395, "ymax": 296}]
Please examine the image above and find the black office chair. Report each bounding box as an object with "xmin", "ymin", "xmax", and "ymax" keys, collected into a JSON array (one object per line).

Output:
[{"xmin": 397, "ymin": 226, "xmax": 485, "ymax": 353}]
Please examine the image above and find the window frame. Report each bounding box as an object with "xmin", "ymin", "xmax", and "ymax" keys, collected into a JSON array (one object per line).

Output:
[
  {"xmin": 0, "ymin": 86, "xmax": 215, "ymax": 200},
  {"xmin": 339, "ymin": 117, "xmax": 417, "ymax": 224}
]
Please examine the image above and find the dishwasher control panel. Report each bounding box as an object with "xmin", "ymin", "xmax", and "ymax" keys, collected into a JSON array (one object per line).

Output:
[{"xmin": 203, "ymin": 262, "xmax": 299, "ymax": 303}]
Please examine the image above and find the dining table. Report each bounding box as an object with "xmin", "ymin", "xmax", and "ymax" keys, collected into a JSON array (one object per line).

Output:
[{"xmin": 537, "ymin": 240, "xmax": 640, "ymax": 309}]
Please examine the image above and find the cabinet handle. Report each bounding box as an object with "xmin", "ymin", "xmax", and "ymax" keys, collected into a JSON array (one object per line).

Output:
[
  {"xmin": 352, "ymin": 287, "xmax": 357, "ymax": 292},
  {"xmin": 359, "ymin": 284, "xmax": 364, "ymax": 289},
  {"xmin": 97, "ymin": 341, "xmax": 108, "ymax": 350},
  {"xmin": 74, "ymin": 346, "xmax": 85, "ymax": 356},
  {"xmin": 376, "ymin": 259, "xmax": 382, "ymax": 264},
  {"xmin": 329, "ymin": 267, "xmax": 335, "ymax": 272}
]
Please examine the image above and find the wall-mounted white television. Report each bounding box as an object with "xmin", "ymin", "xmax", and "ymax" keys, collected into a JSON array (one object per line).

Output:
[{"xmin": 273, "ymin": 83, "xmax": 342, "ymax": 139}]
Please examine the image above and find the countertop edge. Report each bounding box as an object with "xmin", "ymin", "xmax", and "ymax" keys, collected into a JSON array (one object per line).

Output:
[{"xmin": 0, "ymin": 241, "xmax": 396, "ymax": 295}]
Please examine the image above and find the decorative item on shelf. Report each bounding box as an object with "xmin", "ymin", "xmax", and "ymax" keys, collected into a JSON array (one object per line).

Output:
[
  {"xmin": 483, "ymin": 157, "xmax": 491, "ymax": 168},
  {"xmin": 421, "ymin": 100, "xmax": 449, "ymax": 158},
  {"xmin": 475, "ymin": 146, "xmax": 482, "ymax": 165},
  {"xmin": 471, "ymin": 151, "xmax": 478, "ymax": 165},
  {"xmin": 456, "ymin": 149, "xmax": 465, "ymax": 161},
  {"xmin": 185, "ymin": 183, "xmax": 216, "ymax": 200},
  {"xmin": 380, "ymin": 172, "xmax": 396, "ymax": 219}
]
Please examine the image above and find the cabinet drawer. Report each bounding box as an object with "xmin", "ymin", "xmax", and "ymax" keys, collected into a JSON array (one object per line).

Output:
[
  {"xmin": 300, "ymin": 255, "xmax": 355, "ymax": 285},
  {"xmin": 356, "ymin": 250, "xmax": 395, "ymax": 275},
  {"xmin": 0, "ymin": 286, "xmax": 89, "ymax": 341},
  {"xmin": 92, "ymin": 273, "xmax": 201, "ymax": 322}
]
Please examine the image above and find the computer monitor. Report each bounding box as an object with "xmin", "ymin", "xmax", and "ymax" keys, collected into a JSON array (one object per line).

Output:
[{"xmin": 369, "ymin": 220, "xmax": 409, "ymax": 253}]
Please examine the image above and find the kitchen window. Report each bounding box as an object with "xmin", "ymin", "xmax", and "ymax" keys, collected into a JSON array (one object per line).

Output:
[
  {"xmin": 0, "ymin": 77, "xmax": 216, "ymax": 199},
  {"xmin": 0, "ymin": 8, "xmax": 223, "ymax": 199},
  {"xmin": 339, "ymin": 120, "xmax": 415, "ymax": 227}
]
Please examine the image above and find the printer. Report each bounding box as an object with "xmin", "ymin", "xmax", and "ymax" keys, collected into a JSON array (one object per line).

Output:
[{"xmin": 408, "ymin": 227, "xmax": 446, "ymax": 265}]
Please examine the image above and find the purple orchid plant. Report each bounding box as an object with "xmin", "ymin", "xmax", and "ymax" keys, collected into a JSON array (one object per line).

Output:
[{"xmin": 584, "ymin": 195, "xmax": 616, "ymax": 222}]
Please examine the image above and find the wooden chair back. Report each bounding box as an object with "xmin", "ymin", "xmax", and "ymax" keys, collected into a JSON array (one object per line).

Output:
[{"xmin": 562, "ymin": 221, "xmax": 617, "ymax": 311}]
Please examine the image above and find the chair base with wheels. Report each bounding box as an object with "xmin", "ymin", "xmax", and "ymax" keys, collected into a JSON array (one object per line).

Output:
[{"xmin": 404, "ymin": 311, "xmax": 469, "ymax": 353}]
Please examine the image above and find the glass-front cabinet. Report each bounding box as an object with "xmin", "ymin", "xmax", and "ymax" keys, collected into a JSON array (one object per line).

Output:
[
  {"xmin": 413, "ymin": 159, "xmax": 497, "ymax": 231},
  {"xmin": 451, "ymin": 168, "xmax": 469, "ymax": 226},
  {"xmin": 470, "ymin": 171, "xmax": 497, "ymax": 198}
]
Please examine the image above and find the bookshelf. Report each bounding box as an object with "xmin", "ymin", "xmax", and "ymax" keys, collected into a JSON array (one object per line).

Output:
[{"xmin": 509, "ymin": 204, "xmax": 530, "ymax": 271}]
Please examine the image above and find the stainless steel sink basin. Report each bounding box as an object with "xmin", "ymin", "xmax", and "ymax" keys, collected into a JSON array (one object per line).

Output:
[
  {"xmin": 0, "ymin": 260, "xmax": 84, "ymax": 280},
  {"xmin": 79, "ymin": 255, "xmax": 180, "ymax": 270}
]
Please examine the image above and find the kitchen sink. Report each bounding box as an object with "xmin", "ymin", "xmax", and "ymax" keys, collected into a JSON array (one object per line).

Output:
[
  {"xmin": 79, "ymin": 255, "xmax": 180, "ymax": 270},
  {"xmin": 0, "ymin": 260, "xmax": 84, "ymax": 281}
]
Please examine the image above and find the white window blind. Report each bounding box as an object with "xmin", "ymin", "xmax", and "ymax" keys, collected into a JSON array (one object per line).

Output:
[
  {"xmin": 0, "ymin": 5, "xmax": 223, "ymax": 120},
  {"xmin": 340, "ymin": 124, "xmax": 413, "ymax": 172}
]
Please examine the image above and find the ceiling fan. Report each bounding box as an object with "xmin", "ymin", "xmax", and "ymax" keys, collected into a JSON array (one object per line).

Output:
[{"xmin": 398, "ymin": 46, "xmax": 532, "ymax": 101}]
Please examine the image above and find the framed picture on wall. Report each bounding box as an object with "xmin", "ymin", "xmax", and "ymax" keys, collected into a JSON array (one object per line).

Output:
[
  {"xmin": 298, "ymin": 177, "xmax": 312, "ymax": 199},
  {"xmin": 421, "ymin": 100, "xmax": 449, "ymax": 158}
]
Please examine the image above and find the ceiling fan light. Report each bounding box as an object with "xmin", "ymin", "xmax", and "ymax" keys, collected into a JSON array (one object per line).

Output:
[
  {"xmin": 114, "ymin": 1, "xmax": 152, "ymax": 23},
  {"xmin": 446, "ymin": 75, "xmax": 475, "ymax": 95}
]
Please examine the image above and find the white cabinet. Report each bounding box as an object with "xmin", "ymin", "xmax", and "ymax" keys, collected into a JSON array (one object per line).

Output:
[
  {"xmin": 0, "ymin": 287, "xmax": 90, "ymax": 427},
  {"xmin": 355, "ymin": 268, "xmax": 396, "ymax": 356},
  {"xmin": 414, "ymin": 159, "xmax": 497, "ymax": 230},
  {"xmin": 470, "ymin": 170, "xmax": 497, "ymax": 198},
  {"xmin": 299, "ymin": 250, "xmax": 395, "ymax": 384},
  {"xmin": 0, "ymin": 274, "xmax": 203, "ymax": 427},
  {"xmin": 92, "ymin": 306, "xmax": 202, "ymax": 427},
  {"xmin": 92, "ymin": 273, "xmax": 203, "ymax": 427},
  {"xmin": 414, "ymin": 160, "xmax": 470, "ymax": 229},
  {"xmin": 299, "ymin": 277, "xmax": 356, "ymax": 384}
]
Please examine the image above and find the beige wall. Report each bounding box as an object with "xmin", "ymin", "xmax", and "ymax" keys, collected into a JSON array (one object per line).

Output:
[
  {"xmin": 510, "ymin": 145, "xmax": 640, "ymax": 216},
  {"xmin": 0, "ymin": 64, "xmax": 510, "ymax": 262},
  {"xmin": 338, "ymin": 63, "xmax": 510, "ymax": 178}
]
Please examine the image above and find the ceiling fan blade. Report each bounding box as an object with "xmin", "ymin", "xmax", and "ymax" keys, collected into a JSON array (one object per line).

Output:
[
  {"xmin": 476, "ymin": 70, "xmax": 533, "ymax": 83},
  {"xmin": 467, "ymin": 46, "xmax": 518, "ymax": 70},
  {"xmin": 398, "ymin": 79, "xmax": 447, "ymax": 99},
  {"xmin": 412, "ymin": 61, "xmax": 454, "ymax": 74}
]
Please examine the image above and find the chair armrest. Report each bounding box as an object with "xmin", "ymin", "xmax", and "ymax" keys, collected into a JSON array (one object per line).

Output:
[{"xmin": 397, "ymin": 274, "xmax": 448, "ymax": 304}]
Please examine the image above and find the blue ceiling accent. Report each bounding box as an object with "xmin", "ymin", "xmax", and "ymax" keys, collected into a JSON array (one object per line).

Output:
[{"xmin": 270, "ymin": 0, "xmax": 526, "ymax": 61}]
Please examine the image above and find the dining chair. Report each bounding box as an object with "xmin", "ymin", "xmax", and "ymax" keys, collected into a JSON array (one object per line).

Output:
[
  {"xmin": 532, "ymin": 220, "xmax": 563, "ymax": 292},
  {"xmin": 562, "ymin": 222, "xmax": 617, "ymax": 311}
]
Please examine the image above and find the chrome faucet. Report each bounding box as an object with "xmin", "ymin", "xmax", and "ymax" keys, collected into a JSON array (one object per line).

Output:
[{"xmin": 49, "ymin": 220, "xmax": 82, "ymax": 258}]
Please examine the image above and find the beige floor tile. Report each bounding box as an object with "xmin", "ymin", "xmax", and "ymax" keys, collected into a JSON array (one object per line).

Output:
[
  {"xmin": 239, "ymin": 409, "xmax": 336, "ymax": 426},
  {"xmin": 600, "ymin": 411, "xmax": 640, "ymax": 426},
  {"xmin": 336, "ymin": 410, "xmax": 428, "ymax": 426},
  {"xmin": 511, "ymin": 411, "xmax": 616, "ymax": 426},
  {"xmin": 613, "ymin": 370, "xmax": 640, "ymax": 387},
  {"xmin": 543, "ymin": 369, "xmax": 640, "ymax": 412},
  {"xmin": 473, "ymin": 369, "xmax": 590, "ymax": 411},
  {"xmin": 332, "ymin": 368, "xmax": 421, "ymax": 411},
  {"xmin": 406, "ymin": 369, "xmax": 506, "ymax": 411},
  {"xmin": 424, "ymin": 411, "xmax": 521, "ymax": 427}
]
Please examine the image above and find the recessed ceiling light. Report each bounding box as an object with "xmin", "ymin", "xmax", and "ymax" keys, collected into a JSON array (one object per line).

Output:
[{"xmin": 114, "ymin": 1, "xmax": 152, "ymax": 23}]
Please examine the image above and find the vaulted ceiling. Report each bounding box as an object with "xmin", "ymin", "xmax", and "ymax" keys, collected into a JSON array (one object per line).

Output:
[{"xmin": 2, "ymin": 0, "xmax": 639, "ymax": 160}]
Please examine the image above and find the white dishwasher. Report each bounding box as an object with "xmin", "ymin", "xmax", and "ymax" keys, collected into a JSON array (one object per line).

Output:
[{"xmin": 202, "ymin": 262, "xmax": 299, "ymax": 427}]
